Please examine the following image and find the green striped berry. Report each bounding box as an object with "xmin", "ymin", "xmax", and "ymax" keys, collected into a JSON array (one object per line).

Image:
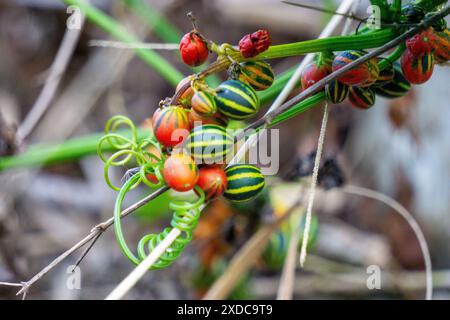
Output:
[
  {"xmin": 372, "ymin": 64, "xmax": 411, "ymax": 99},
  {"xmin": 215, "ymin": 80, "xmax": 260, "ymax": 120},
  {"xmin": 224, "ymin": 164, "xmax": 265, "ymax": 202},
  {"xmin": 238, "ymin": 61, "xmax": 274, "ymax": 91},
  {"xmin": 186, "ymin": 124, "xmax": 233, "ymax": 164},
  {"xmin": 191, "ymin": 91, "xmax": 217, "ymax": 115},
  {"xmin": 348, "ymin": 86, "xmax": 376, "ymax": 110},
  {"xmin": 325, "ymin": 80, "xmax": 349, "ymax": 104}
]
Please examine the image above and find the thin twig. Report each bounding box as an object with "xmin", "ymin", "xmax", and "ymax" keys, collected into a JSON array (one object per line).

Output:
[
  {"xmin": 105, "ymin": 228, "xmax": 181, "ymax": 300},
  {"xmin": 242, "ymin": 4, "xmax": 450, "ymax": 135},
  {"xmin": 70, "ymin": 231, "xmax": 102, "ymax": 272},
  {"xmin": 342, "ymin": 185, "xmax": 433, "ymax": 300},
  {"xmin": 88, "ymin": 40, "xmax": 179, "ymax": 50},
  {"xmin": 203, "ymin": 189, "xmax": 306, "ymax": 300},
  {"xmin": 274, "ymin": 0, "xmax": 357, "ymax": 300},
  {"xmin": 17, "ymin": 2, "xmax": 87, "ymax": 142},
  {"xmin": 104, "ymin": 5, "xmax": 450, "ymax": 299},
  {"xmin": 3, "ymin": 186, "xmax": 169, "ymax": 297}
]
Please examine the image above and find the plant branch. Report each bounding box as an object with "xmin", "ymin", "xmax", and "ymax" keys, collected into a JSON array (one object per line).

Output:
[
  {"xmin": 0, "ymin": 186, "xmax": 169, "ymax": 297},
  {"xmin": 243, "ymin": 4, "xmax": 450, "ymax": 134}
]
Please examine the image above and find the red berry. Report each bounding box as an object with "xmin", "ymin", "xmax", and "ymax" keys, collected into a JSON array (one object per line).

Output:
[
  {"xmin": 406, "ymin": 28, "xmax": 434, "ymax": 56},
  {"xmin": 400, "ymin": 49, "xmax": 434, "ymax": 85},
  {"xmin": 332, "ymin": 50, "xmax": 371, "ymax": 86},
  {"xmin": 179, "ymin": 31, "xmax": 209, "ymax": 67},
  {"xmin": 196, "ymin": 166, "xmax": 228, "ymax": 201},
  {"xmin": 163, "ymin": 153, "xmax": 199, "ymax": 192},
  {"xmin": 239, "ymin": 29, "xmax": 271, "ymax": 58},
  {"xmin": 152, "ymin": 106, "xmax": 190, "ymax": 147},
  {"xmin": 300, "ymin": 62, "xmax": 331, "ymax": 90}
]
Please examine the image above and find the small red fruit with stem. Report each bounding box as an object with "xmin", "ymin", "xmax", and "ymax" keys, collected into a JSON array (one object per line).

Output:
[
  {"xmin": 196, "ymin": 166, "xmax": 228, "ymax": 201},
  {"xmin": 179, "ymin": 13, "xmax": 209, "ymax": 67},
  {"xmin": 400, "ymin": 49, "xmax": 434, "ymax": 84}
]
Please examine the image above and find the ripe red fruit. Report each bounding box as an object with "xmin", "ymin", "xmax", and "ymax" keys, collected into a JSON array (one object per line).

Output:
[
  {"xmin": 400, "ymin": 49, "xmax": 434, "ymax": 84},
  {"xmin": 196, "ymin": 166, "xmax": 228, "ymax": 201},
  {"xmin": 300, "ymin": 62, "xmax": 331, "ymax": 90},
  {"xmin": 179, "ymin": 31, "xmax": 209, "ymax": 67},
  {"xmin": 406, "ymin": 28, "xmax": 434, "ymax": 56},
  {"xmin": 239, "ymin": 29, "xmax": 271, "ymax": 58},
  {"xmin": 163, "ymin": 153, "xmax": 199, "ymax": 192},
  {"xmin": 332, "ymin": 50, "xmax": 371, "ymax": 86},
  {"xmin": 152, "ymin": 106, "xmax": 190, "ymax": 147}
]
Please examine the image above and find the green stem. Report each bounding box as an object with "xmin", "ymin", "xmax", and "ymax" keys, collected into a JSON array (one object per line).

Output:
[
  {"xmin": 235, "ymin": 28, "xmax": 400, "ymax": 61},
  {"xmin": 0, "ymin": 129, "xmax": 149, "ymax": 171},
  {"xmin": 114, "ymin": 174, "xmax": 141, "ymax": 265},
  {"xmin": 62, "ymin": 0, "xmax": 183, "ymax": 86}
]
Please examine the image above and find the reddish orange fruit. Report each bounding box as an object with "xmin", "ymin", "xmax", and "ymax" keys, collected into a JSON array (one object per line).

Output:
[
  {"xmin": 163, "ymin": 153, "xmax": 199, "ymax": 192},
  {"xmin": 152, "ymin": 106, "xmax": 190, "ymax": 148},
  {"xmin": 179, "ymin": 31, "xmax": 209, "ymax": 67},
  {"xmin": 196, "ymin": 166, "xmax": 228, "ymax": 201}
]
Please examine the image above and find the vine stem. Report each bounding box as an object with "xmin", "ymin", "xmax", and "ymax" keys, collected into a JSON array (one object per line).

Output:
[
  {"xmin": 104, "ymin": 5, "xmax": 450, "ymax": 299},
  {"xmin": 107, "ymin": 0, "xmax": 356, "ymax": 299},
  {"xmin": 243, "ymin": 3, "xmax": 450, "ymax": 133},
  {"xmin": 230, "ymin": 0, "xmax": 356, "ymax": 165},
  {"xmin": 105, "ymin": 228, "xmax": 181, "ymax": 300},
  {"xmin": 10, "ymin": 186, "xmax": 168, "ymax": 297},
  {"xmin": 4, "ymin": 4, "xmax": 448, "ymax": 299},
  {"xmin": 278, "ymin": 0, "xmax": 358, "ymax": 300}
]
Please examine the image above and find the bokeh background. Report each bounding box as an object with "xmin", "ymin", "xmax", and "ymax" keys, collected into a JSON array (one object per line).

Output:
[{"xmin": 0, "ymin": 0, "xmax": 450, "ymax": 299}]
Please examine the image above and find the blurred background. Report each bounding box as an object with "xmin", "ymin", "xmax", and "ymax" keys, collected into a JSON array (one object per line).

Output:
[{"xmin": 0, "ymin": 0, "xmax": 450, "ymax": 299}]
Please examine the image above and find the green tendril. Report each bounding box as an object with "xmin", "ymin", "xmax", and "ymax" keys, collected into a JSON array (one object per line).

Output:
[
  {"xmin": 97, "ymin": 115, "xmax": 166, "ymax": 191},
  {"xmin": 114, "ymin": 174, "xmax": 206, "ymax": 270}
]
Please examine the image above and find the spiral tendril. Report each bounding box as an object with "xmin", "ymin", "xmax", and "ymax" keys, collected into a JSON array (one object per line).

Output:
[
  {"xmin": 97, "ymin": 115, "xmax": 166, "ymax": 191},
  {"xmin": 114, "ymin": 174, "xmax": 205, "ymax": 270}
]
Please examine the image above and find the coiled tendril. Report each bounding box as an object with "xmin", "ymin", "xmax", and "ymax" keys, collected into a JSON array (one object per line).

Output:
[
  {"xmin": 97, "ymin": 115, "xmax": 166, "ymax": 190},
  {"xmin": 98, "ymin": 115, "xmax": 206, "ymax": 269},
  {"xmin": 114, "ymin": 174, "xmax": 205, "ymax": 269}
]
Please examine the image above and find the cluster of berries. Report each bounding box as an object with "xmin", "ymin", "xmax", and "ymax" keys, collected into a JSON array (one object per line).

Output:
[{"xmin": 147, "ymin": 28, "xmax": 273, "ymax": 203}]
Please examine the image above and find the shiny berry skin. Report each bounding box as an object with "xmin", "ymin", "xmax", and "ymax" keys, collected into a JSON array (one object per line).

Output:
[
  {"xmin": 406, "ymin": 28, "xmax": 434, "ymax": 56},
  {"xmin": 152, "ymin": 106, "xmax": 190, "ymax": 147},
  {"xmin": 301, "ymin": 62, "xmax": 331, "ymax": 90},
  {"xmin": 196, "ymin": 166, "xmax": 228, "ymax": 201},
  {"xmin": 348, "ymin": 86, "xmax": 376, "ymax": 110},
  {"xmin": 400, "ymin": 49, "xmax": 434, "ymax": 85},
  {"xmin": 238, "ymin": 29, "xmax": 271, "ymax": 58},
  {"xmin": 163, "ymin": 153, "xmax": 199, "ymax": 192},
  {"xmin": 191, "ymin": 91, "xmax": 217, "ymax": 116},
  {"xmin": 360, "ymin": 57, "xmax": 380, "ymax": 87},
  {"xmin": 332, "ymin": 50, "xmax": 371, "ymax": 86},
  {"xmin": 179, "ymin": 32, "xmax": 209, "ymax": 67}
]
